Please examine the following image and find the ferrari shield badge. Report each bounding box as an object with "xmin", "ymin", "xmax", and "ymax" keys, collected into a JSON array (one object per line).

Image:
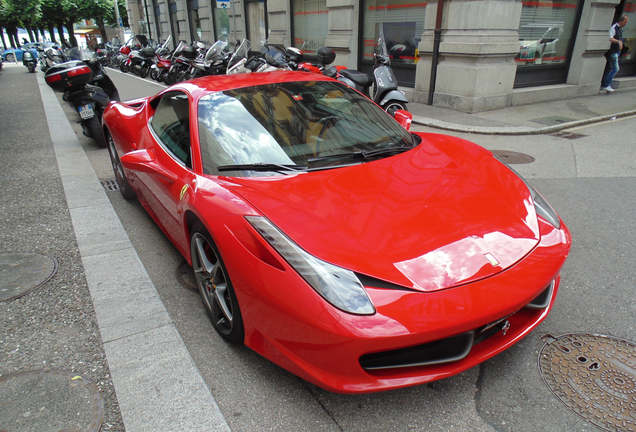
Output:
[{"xmin": 180, "ymin": 184, "xmax": 188, "ymax": 200}]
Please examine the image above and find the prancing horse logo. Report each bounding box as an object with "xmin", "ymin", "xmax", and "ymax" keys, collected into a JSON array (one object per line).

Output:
[{"xmin": 502, "ymin": 320, "xmax": 511, "ymax": 336}]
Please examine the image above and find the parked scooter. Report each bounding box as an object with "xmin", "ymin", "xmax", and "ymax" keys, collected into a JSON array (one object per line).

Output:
[
  {"xmin": 44, "ymin": 48, "xmax": 120, "ymax": 148},
  {"xmin": 23, "ymin": 49, "xmax": 37, "ymax": 73},
  {"xmin": 37, "ymin": 45, "xmax": 67, "ymax": 72},
  {"xmin": 324, "ymin": 38, "xmax": 408, "ymax": 116}
]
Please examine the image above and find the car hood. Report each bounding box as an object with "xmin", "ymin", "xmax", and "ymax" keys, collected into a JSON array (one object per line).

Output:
[{"xmin": 224, "ymin": 134, "xmax": 540, "ymax": 292}]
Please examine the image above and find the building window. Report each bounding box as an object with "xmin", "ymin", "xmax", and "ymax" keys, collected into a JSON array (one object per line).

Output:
[
  {"xmin": 515, "ymin": 0, "xmax": 579, "ymax": 67},
  {"xmin": 246, "ymin": 0, "xmax": 267, "ymax": 50},
  {"xmin": 361, "ymin": 0, "xmax": 426, "ymax": 65},
  {"xmin": 293, "ymin": 0, "xmax": 328, "ymax": 52}
]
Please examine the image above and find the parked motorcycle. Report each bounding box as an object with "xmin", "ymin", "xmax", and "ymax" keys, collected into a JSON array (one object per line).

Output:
[
  {"xmin": 163, "ymin": 42, "xmax": 200, "ymax": 85},
  {"xmin": 44, "ymin": 48, "xmax": 120, "ymax": 148},
  {"xmin": 124, "ymin": 45, "xmax": 156, "ymax": 78},
  {"xmin": 149, "ymin": 36, "xmax": 172, "ymax": 82},
  {"xmin": 324, "ymin": 38, "xmax": 408, "ymax": 115}
]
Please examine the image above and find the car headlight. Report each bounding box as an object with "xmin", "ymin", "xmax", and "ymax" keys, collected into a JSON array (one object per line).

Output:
[
  {"xmin": 528, "ymin": 184, "xmax": 561, "ymax": 229},
  {"xmin": 246, "ymin": 216, "xmax": 376, "ymax": 315},
  {"xmin": 495, "ymin": 156, "xmax": 561, "ymax": 229}
]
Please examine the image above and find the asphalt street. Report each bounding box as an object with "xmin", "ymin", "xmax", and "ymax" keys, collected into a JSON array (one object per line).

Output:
[{"xmin": 1, "ymin": 62, "xmax": 635, "ymax": 431}]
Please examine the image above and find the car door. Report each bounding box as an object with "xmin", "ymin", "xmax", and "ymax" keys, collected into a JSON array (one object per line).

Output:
[{"xmin": 141, "ymin": 90, "xmax": 195, "ymax": 256}]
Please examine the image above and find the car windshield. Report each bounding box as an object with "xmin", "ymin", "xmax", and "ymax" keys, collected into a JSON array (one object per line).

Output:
[{"xmin": 197, "ymin": 80, "xmax": 414, "ymax": 177}]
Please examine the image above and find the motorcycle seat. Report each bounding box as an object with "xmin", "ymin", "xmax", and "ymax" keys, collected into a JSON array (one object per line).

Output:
[{"xmin": 339, "ymin": 69, "xmax": 371, "ymax": 87}]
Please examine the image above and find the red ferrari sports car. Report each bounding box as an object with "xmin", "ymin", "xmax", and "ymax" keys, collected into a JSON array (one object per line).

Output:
[{"xmin": 103, "ymin": 71, "xmax": 571, "ymax": 394}]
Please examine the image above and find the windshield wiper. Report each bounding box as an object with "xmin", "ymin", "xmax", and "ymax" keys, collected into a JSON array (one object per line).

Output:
[
  {"xmin": 307, "ymin": 145, "xmax": 414, "ymax": 165},
  {"xmin": 217, "ymin": 163, "xmax": 307, "ymax": 174}
]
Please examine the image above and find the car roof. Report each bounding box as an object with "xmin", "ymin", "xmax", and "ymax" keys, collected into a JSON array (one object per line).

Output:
[{"xmin": 177, "ymin": 70, "xmax": 338, "ymax": 100}]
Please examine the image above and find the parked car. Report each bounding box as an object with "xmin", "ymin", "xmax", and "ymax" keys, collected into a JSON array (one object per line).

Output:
[
  {"xmin": 103, "ymin": 71, "xmax": 571, "ymax": 394},
  {"xmin": 1, "ymin": 42, "xmax": 42, "ymax": 62}
]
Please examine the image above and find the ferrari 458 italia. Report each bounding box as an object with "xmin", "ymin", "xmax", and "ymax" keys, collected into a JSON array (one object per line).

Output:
[{"xmin": 102, "ymin": 71, "xmax": 571, "ymax": 393}]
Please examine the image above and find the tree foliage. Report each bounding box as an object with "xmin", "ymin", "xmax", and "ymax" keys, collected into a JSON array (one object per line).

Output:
[{"xmin": 1, "ymin": 0, "xmax": 129, "ymax": 47}]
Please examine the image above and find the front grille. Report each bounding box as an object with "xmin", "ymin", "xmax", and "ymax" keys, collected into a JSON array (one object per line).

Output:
[
  {"xmin": 360, "ymin": 332, "xmax": 474, "ymax": 370},
  {"xmin": 359, "ymin": 279, "xmax": 556, "ymax": 371}
]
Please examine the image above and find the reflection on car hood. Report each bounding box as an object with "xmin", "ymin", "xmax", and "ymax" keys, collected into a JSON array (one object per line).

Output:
[{"xmin": 225, "ymin": 134, "xmax": 541, "ymax": 292}]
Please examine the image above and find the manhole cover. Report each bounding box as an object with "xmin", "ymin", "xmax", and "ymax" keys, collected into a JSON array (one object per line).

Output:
[
  {"xmin": 539, "ymin": 333, "xmax": 636, "ymax": 432},
  {"xmin": 101, "ymin": 179, "xmax": 119, "ymax": 192},
  {"xmin": 0, "ymin": 370, "xmax": 104, "ymax": 432},
  {"xmin": 0, "ymin": 253, "xmax": 58, "ymax": 302},
  {"xmin": 491, "ymin": 150, "xmax": 535, "ymax": 165},
  {"xmin": 176, "ymin": 261, "xmax": 198, "ymax": 293}
]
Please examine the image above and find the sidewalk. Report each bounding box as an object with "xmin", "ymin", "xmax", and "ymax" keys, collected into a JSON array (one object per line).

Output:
[{"xmin": 407, "ymin": 87, "xmax": 636, "ymax": 135}]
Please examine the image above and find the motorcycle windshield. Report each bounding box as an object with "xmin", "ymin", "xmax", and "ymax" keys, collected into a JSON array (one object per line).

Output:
[
  {"xmin": 173, "ymin": 41, "xmax": 186, "ymax": 58},
  {"xmin": 205, "ymin": 39, "xmax": 229, "ymax": 61},
  {"xmin": 227, "ymin": 39, "xmax": 251, "ymax": 73},
  {"xmin": 159, "ymin": 36, "xmax": 172, "ymax": 54}
]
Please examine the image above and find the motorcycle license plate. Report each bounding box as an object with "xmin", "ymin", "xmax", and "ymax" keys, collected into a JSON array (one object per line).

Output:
[{"xmin": 79, "ymin": 104, "xmax": 94, "ymax": 120}]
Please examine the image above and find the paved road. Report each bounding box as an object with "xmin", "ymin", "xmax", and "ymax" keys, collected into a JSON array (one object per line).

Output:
[
  {"xmin": 7, "ymin": 63, "xmax": 636, "ymax": 431},
  {"xmin": 100, "ymin": 70, "xmax": 636, "ymax": 431}
]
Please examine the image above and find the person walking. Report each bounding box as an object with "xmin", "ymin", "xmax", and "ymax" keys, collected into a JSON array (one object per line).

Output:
[{"xmin": 601, "ymin": 15, "xmax": 629, "ymax": 93}]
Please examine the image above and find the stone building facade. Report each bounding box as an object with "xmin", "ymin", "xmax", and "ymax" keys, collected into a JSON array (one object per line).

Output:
[{"xmin": 125, "ymin": 0, "xmax": 636, "ymax": 112}]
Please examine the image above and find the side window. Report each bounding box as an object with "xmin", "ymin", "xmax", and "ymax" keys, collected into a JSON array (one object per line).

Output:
[{"xmin": 150, "ymin": 91, "xmax": 192, "ymax": 168}]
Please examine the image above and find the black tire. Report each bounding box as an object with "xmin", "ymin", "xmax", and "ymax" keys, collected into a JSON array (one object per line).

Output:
[
  {"xmin": 106, "ymin": 131, "xmax": 136, "ymax": 200},
  {"xmin": 191, "ymin": 223, "xmax": 244, "ymax": 344},
  {"xmin": 120, "ymin": 63, "xmax": 128, "ymax": 73},
  {"xmin": 150, "ymin": 67, "xmax": 159, "ymax": 81},
  {"xmin": 6, "ymin": 53, "xmax": 15, "ymax": 62},
  {"xmin": 28, "ymin": 64, "xmax": 35, "ymax": 73},
  {"xmin": 175, "ymin": 70, "xmax": 189, "ymax": 83},
  {"xmin": 139, "ymin": 65, "xmax": 150, "ymax": 78},
  {"xmin": 85, "ymin": 116, "xmax": 107, "ymax": 148},
  {"xmin": 164, "ymin": 72, "xmax": 175, "ymax": 85},
  {"xmin": 383, "ymin": 101, "xmax": 407, "ymax": 117}
]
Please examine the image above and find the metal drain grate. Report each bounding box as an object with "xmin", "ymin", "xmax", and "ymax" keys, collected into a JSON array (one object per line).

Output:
[
  {"xmin": 551, "ymin": 131, "xmax": 587, "ymax": 140},
  {"xmin": 539, "ymin": 333, "xmax": 636, "ymax": 432},
  {"xmin": 102, "ymin": 179, "xmax": 120, "ymax": 191}
]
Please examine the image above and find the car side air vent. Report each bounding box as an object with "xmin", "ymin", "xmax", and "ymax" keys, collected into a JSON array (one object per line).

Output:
[{"xmin": 526, "ymin": 280, "xmax": 554, "ymax": 310}]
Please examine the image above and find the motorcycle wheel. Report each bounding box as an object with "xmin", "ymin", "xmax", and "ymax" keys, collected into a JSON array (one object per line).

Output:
[
  {"xmin": 139, "ymin": 65, "xmax": 150, "ymax": 78},
  {"xmin": 120, "ymin": 63, "xmax": 128, "ymax": 73},
  {"xmin": 175, "ymin": 70, "xmax": 189, "ymax": 83},
  {"xmin": 150, "ymin": 67, "xmax": 159, "ymax": 81},
  {"xmin": 28, "ymin": 64, "xmax": 35, "ymax": 73},
  {"xmin": 164, "ymin": 72, "xmax": 175, "ymax": 86},
  {"xmin": 85, "ymin": 117, "xmax": 107, "ymax": 148},
  {"xmin": 383, "ymin": 101, "xmax": 407, "ymax": 117}
]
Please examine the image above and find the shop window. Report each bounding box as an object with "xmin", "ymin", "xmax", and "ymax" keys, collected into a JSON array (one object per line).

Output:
[
  {"xmin": 293, "ymin": 0, "xmax": 328, "ymax": 52},
  {"xmin": 361, "ymin": 0, "xmax": 426, "ymax": 65},
  {"xmin": 619, "ymin": 1, "xmax": 636, "ymax": 62},
  {"xmin": 516, "ymin": 0, "xmax": 578, "ymax": 67}
]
